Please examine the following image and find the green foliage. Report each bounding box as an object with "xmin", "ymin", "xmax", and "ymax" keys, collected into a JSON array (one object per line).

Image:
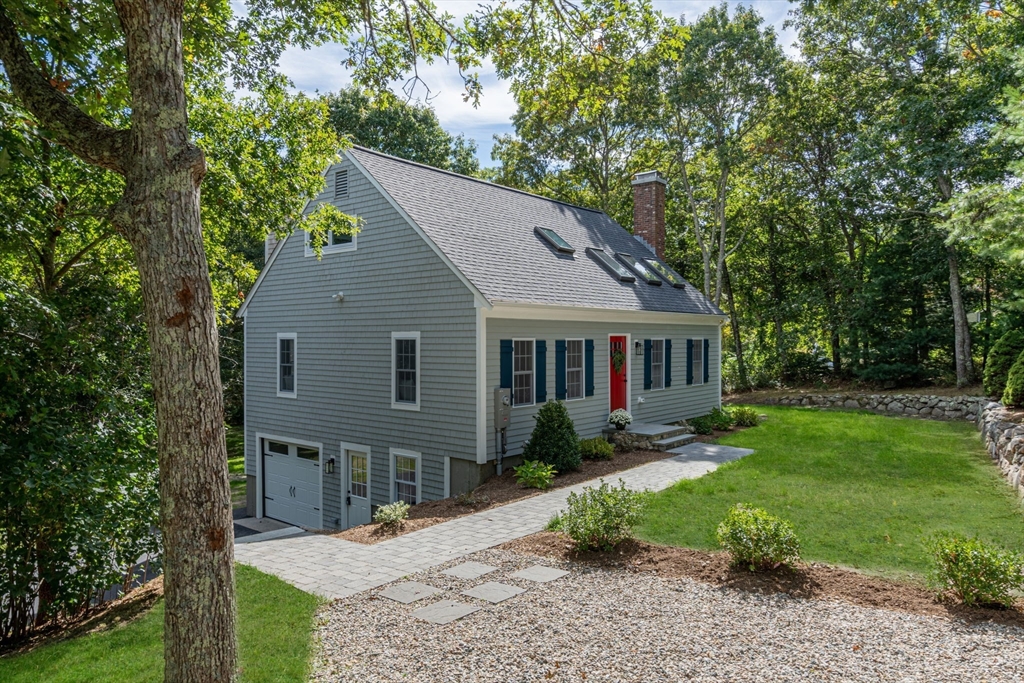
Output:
[
  {"xmin": 927, "ymin": 534, "xmax": 1024, "ymax": 607},
  {"xmin": 514, "ymin": 460, "xmax": 557, "ymax": 490},
  {"xmin": 984, "ymin": 329, "xmax": 1024, "ymax": 398},
  {"xmin": 1002, "ymin": 348, "xmax": 1024, "ymax": 408},
  {"xmin": 559, "ymin": 480, "xmax": 650, "ymax": 552},
  {"xmin": 716, "ymin": 504, "xmax": 801, "ymax": 571},
  {"xmin": 580, "ymin": 437, "xmax": 614, "ymax": 461},
  {"xmin": 545, "ymin": 514, "xmax": 563, "ymax": 531},
  {"xmin": 522, "ymin": 401, "xmax": 582, "ymax": 472},
  {"xmin": 0, "ymin": 565, "xmax": 321, "ymax": 682},
  {"xmin": 709, "ymin": 407, "xmax": 734, "ymax": 431},
  {"xmin": 730, "ymin": 406, "xmax": 760, "ymax": 427},
  {"xmin": 689, "ymin": 414, "xmax": 714, "ymax": 435},
  {"xmin": 326, "ymin": 87, "xmax": 479, "ymax": 176},
  {"xmin": 638, "ymin": 407, "xmax": 1024, "ymax": 577},
  {"xmin": 373, "ymin": 501, "xmax": 410, "ymax": 527}
]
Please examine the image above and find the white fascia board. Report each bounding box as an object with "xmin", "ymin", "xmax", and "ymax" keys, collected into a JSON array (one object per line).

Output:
[
  {"xmin": 344, "ymin": 149, "xmax": 492, "ymax": 311},
  {"xmin": 484, "ymin": 302, "xmax": 728, "ymax": 326}
]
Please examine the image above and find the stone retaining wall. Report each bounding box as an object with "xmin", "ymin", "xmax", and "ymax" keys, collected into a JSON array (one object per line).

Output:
[
  {"xmin": 755, "ymin": 393, "xmax": 990, "ymax": 422},
  {"xmin": 978, "ymin": 402, "xmax": 1024, "ymax": 497}
]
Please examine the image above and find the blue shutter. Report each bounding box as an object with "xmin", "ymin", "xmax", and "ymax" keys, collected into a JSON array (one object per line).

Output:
[
  {"xmin": 555, "ymin": 340, "xmax": 566, "ymax": 400},
  {"xmin": 703, "ymin": 338, "xmax": 710, "ymax": 384},
  {"xmin": 535, "ymin": 340, "xmax": 547, "ymax": 402},
  {"xmin": 686, "ymin": 339, "xmax": 694, "ymax": 385},
  {"xmin": 585, "ymin": 339, "xmax": 595, "ymax": 396},
  {"xmin": 665, "ymin": 339, "xmax": 673, "ymax": 387},
  {"xmin": 500, "ymin": 340, "xmax": 513, "ymax": 388},
  {"xmin": 643, "ymin": 339, "xmax": 652, "ymax": 390}
]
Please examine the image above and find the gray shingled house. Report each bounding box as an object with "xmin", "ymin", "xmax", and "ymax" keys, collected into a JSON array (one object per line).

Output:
[{"xmin": 237, "ymin": 146, "xmax": 726, "ymax": 530}]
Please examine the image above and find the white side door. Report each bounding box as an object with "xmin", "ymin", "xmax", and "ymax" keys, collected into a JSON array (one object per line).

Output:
[{"xmin": 344, "ymin": 447, "xmax": 372, "ymax": 527}]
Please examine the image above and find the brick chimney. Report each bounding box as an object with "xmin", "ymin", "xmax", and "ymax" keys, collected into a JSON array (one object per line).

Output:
[{"xmin": 631, "ymin": 170, "xmax": 667, "ymax": 259}]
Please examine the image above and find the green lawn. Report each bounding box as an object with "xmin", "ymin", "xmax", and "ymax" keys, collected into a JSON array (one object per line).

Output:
[
  {"xmin": 226, "ymin": 424, "xmax": 246, "ymax": 508},
  {"xmin": 637, "ymin": 406, "xmax": 1024, "ymax": 578},
  {"xmin": 0, "ymin": 565, "xmax": 320, "ymax": 682}
]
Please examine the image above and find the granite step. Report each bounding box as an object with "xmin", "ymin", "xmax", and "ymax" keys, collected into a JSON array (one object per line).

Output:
[{"xmin": 652, "ymin": 433, "xmax": 698, "ymax": 451}]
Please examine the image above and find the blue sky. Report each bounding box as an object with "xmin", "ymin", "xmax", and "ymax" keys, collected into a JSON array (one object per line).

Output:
[{"xmin": 274, "ymin": 1, "xmax": 799, "ymax": 166}]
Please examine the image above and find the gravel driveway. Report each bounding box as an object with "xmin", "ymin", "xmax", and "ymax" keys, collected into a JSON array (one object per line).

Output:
[{"xmin": 311, "ymin": 548, "xmax": 1024, "ymax": 682}]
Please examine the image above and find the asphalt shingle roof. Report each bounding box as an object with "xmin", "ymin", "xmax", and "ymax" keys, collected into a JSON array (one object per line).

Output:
[{"xmin": 350, "ymin": 146, "xmax": 724, "ymax": 316}]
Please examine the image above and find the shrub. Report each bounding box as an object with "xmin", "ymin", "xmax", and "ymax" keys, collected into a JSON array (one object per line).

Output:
[
  {"xmin": 928, "ymin": 534, "xmax": 1024, "ymax": 607},
  {"xmin": 731, "ymin": 406, "xmax": 760, "ymax": 427},
  {"xmin": 1003, "ymin": 348, "xmax": 1024, "ymax": 408},
  {"xmin": 559, "ymin": 479, "xmax": 650, "ymax": 551},
  {"xmin": 580, "ymin": 437, "xmax": 614, "ymax": 460},
  {"xmin": 545, "ymin": 513, "xmax": 563, "ymax": 531},
  {"xmin": 716, "ymin": 504, "xmax": 801, "ymax": 571},
  {"xmin": 984, "ymin": 329, "xmax": 1024, "ymax": 398},
  {"xmin": 689, "ymin": 414, "xmax": 714, "ymax": 435},
  {"xmin": 374, "ymin": 501, "xmax": 410, "ymax": 527},
  {"xmin": 522, "ymin": 401, "xmax": 582, "ymax": 472},
  {"xmin": 514, "ymin": 460, "xmax": 557, "ymax": 489},
  {"xmin": 709, "ymin": 406, "xmax": 734, "ymax": 431}
]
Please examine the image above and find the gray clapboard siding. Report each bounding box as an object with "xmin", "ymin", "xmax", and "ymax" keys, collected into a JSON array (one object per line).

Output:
[
  {"xmin": 244, "ymin": 157, "xmax": 477, "ymax": 527},
  {"xmin": 484, "ymin": 318, "xmax": 721, "ymax": 461}
]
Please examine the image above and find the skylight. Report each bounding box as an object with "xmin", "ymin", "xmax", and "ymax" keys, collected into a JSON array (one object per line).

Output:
[
  {"xmin": 587, "ymin": 248, "xmax": 635, "ymax": 283},
  {"xmin": 535, "ymin": 226, "xmax": 575, "ymax": 253},
  {"xmin": 617, "ymin": 254, "xmax": 662, "ymax": 286},
  {"xmin": 644, "ymin": 258, "xmax": 687, "ymax": 289}
]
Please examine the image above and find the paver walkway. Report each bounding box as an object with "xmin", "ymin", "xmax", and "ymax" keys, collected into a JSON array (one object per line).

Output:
[{"xmin": 234, "ymin": 443, "xmax": 754, "ymax": 599}]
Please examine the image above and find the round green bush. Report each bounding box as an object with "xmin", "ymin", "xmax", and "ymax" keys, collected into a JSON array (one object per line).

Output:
[
  {"xmin": 716, "ymin": 504, "xmax": 801, "ymax": 571},
  {"xmin": 580, "ymin": 436, "xmax": 614, "ymax": 460},
  {"xmin": 984, "ymin": 328, "xmax": 1024, "ymax": 398},
  {"xmin": 730, "ymin": 406, "xmax": 760, "ymax": 427},
  {"xmin": 1003, "ymin": 348, "xmax": 1024, "ymax": 407},
  {"xmin": 522, "ymin": 401, "xmax": 582, "ymax": 472},
  {"xmin": 559, "ymin": 479, "xmax": 649, "ymax": 551},
  {"xmin": 928, "ymin": 533, "xmax": 1024, "ymax": 607},
  {"xmin": 513, "ymin": 460, "xmax": 557, "ymax": 489}
]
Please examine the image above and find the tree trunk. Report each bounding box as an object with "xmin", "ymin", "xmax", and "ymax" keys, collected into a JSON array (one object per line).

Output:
[
  {"xmin": 722, "ymin": 259, "xmax": 748, "ymax": 390},
  {"xmin": 110, "ymin": 2, "xmax": 238, "ymax": 680},
  {"xmin": 946, "ymin": 244, "xmax": 975, "ymax": 388}
]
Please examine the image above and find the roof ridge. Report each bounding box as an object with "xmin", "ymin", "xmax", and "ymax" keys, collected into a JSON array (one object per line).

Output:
[{"xmin": 348, "ymin": 145, "xmax": 606, "ymax": 215}]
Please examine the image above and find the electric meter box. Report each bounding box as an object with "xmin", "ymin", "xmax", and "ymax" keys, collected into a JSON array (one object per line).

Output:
[{"xmin": 493, "ymin": 387, "xmax": 511, "ymax": 430}]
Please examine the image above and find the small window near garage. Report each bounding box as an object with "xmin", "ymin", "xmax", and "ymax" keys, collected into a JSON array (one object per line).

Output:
[
  {"xmin": 651, "ymin": 339, "xmax": 665, "ymax": 390},
  {"xmin": 350, "ymin": 453, "xmax": 368, "ymax": 499},
  {"xmin": 566, "ymin": 339, "xmax": 584, "ymax": 400},
  {"xmin": 296, "ymin": 446, "xmax": 319, "ymax": 462},
  {"xmin": 392, "ymin": 332, "xmax": 420, "ymax": 410},
  {"xmin": 513, "ymin": 339, "xmax": 535, "ymax": 406},
  {"xmin": 692, "ymin": 339, "xmax": 705, "ymax": 386},
  {"xmin": 394, "ymin": 454, "xmax": 418, "ymax": 504},
  {"xmin": 278, "ymin": 334, "xmax": 296, "ymax": 396},
  {"xmin": 266, "ymin": 440, "xmax": 289, "ymax": 455}
]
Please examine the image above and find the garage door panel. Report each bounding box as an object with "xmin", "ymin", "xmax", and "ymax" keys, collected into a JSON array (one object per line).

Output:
[{"xmin": 261, "ymin": 441, "xmax": 321, "ymax": 529}]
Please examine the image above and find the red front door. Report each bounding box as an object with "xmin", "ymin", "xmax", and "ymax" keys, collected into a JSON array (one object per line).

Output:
[{"xmin": 609, "ymin": 336, "xmax": 628, "ymax": 412}]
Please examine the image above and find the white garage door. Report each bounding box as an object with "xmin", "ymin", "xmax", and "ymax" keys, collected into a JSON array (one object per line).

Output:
[{"xmin": 263, "ymin": 439, "xmax": 321, "ymax": 529}]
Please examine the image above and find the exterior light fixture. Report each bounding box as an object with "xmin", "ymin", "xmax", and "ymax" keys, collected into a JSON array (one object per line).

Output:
[
  {"xmin": 325, "ymin": 457, "xmax": 335, "ymax": 474},
  {"xmin": 332, "ymin": 292, "xmax": 344, "ymax": 302},
  {"xmin": 635, "ymin": 340, "xmax": 643, "ymax": 356}
]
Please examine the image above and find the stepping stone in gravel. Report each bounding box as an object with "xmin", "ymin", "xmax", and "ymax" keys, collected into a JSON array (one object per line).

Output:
[
  {"xmin": 441, "ymin": 561, "xmax": 499, "ymax": 580},
  {"xmin": 461, "ymin": 582, "xmax": 526, "ymax": 604},
  {"xmin": 510, "ymin": 565, "xmax": 569, "ymax": 583},
  {"xmin": 380, "ymin": 581, "xmax": 440, "ymax": 604},
  {"xmin": 411, "ymin": 600, "xmax": 480, "ymax": 625}
]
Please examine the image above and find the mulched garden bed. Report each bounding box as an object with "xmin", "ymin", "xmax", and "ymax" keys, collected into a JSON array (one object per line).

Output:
[
  {"xmin": 502, "ymin": 531, "xmax": 1024, "ymax": 629},
  {"xmin": 331, "ymin": 449, "xmax": 678, "ymax": 545}
]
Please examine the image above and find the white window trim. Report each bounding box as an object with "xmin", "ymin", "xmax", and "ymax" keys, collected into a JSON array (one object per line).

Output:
[
  {"xmin": 651, "ymin": 338, "xmax": 666, "ymax": 391},
  {"xmin": 512, "ymin": 338, "xmax": 536, "ymax": 408},
  {"xmin": 304, "ymin": 226, "xmax": 357, "ymax": 257},
  {"xmin": 692, "ymin": 337, "xmax": 705, "ymax": 386},
  {"xmin": 389, "ymin": 448, "xmax": 421, "ymax": 504},
  {"xmin": 277, "ymin": 332, "xmax": 297, "ymax": 398},
  {"xmin": 564, "ymin": 338, "xmax": 585, "ymax": 401},
  {"xmin": 391, "ymin": 331, "xmax": 421, "ymax": 411},
  {"xmin": 254, "ymin": 432, "xmax": 323, "ymax": 528},
  {"xmin": 340, "ymin": 441, "xmax": 371, "ymax": 528}
]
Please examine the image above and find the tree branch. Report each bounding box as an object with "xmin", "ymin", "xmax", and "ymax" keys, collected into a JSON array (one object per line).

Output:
[{"xmin": 0, "ymin": 3, "xmax": 129, "ymax": 174}]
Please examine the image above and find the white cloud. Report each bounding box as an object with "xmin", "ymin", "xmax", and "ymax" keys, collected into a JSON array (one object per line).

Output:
[{"xmin": 272, "ymin": 1, "xmax": 798, "ymax": 166}]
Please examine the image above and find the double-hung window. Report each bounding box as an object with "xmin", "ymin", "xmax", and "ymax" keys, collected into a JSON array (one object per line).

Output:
[
  {"xmin": 651, "ymin": 339, "xmax": 665, "ymax": 390},
  {"xmin": 277, "ymin": 333, "xmax": 296, "ymax": 396},
  {"xmin": 392, "ymin": 332, "xmax": 420, "ymax": 410},
  {"xmin": 691, "ymin": 338, "xmax": 704, "ymax": 386},
  {"xmin": 513, "ymin": 339, "xmax": 535, "ymax": 406},
  {"xmin": 392, "ymin": 450, "xmax": 419, "ymax": 504},
  {"xmin": 566, "ymin": 339, "xmax": 584, "ymax": 400}
]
